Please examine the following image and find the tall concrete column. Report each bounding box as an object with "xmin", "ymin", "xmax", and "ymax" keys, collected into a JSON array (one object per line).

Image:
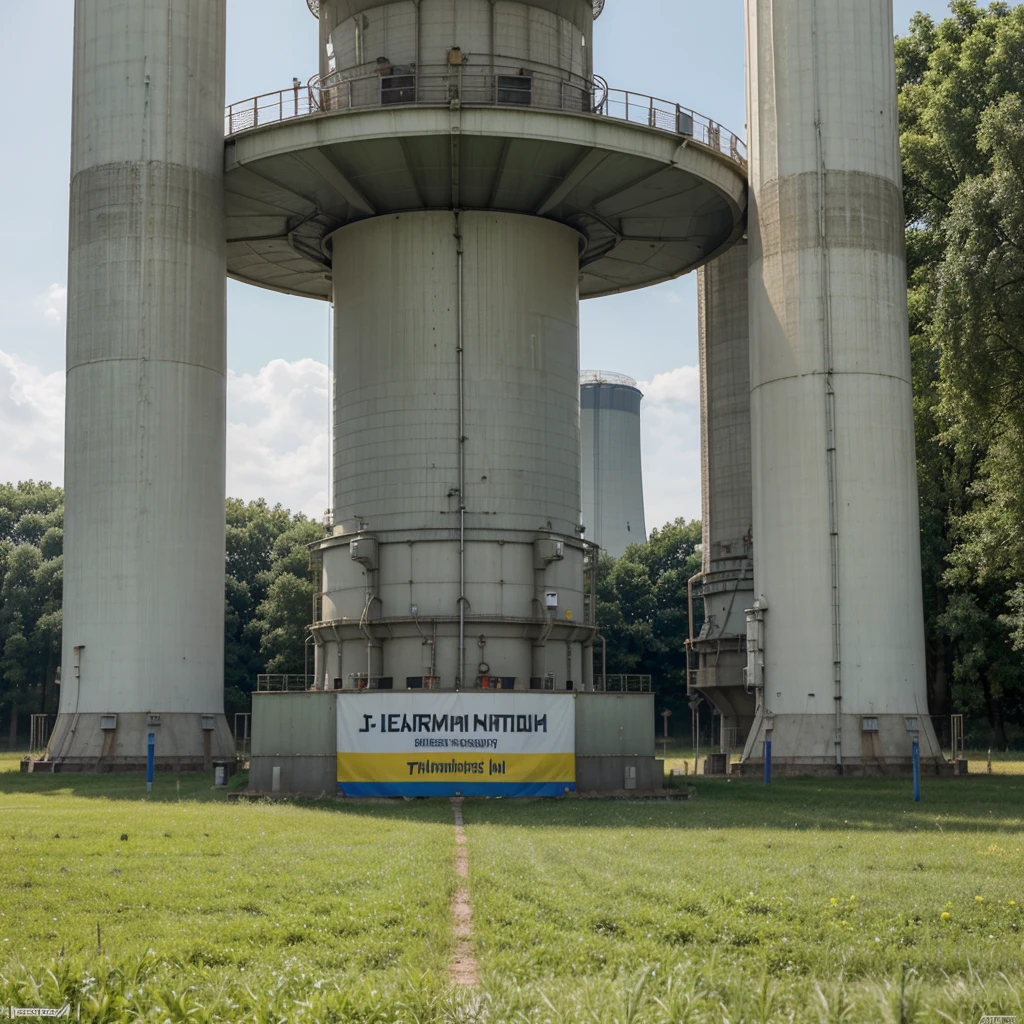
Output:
[
  {"xmin": 743, "ymin": 0, "xmax": 941, "ymax": 771},
  {"xmin": 693, "ymin": 240, "xmax": 755, "ymax": 753},
  {"xmin": 316, "ymin": 211, "xmax": 588, "ymax": 691},
  {"xmin": 49, "ymin": 0, "xmax": 233, "ymax": 767}
]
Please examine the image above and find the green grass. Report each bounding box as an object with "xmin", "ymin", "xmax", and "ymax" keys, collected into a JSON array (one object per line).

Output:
[
  {"xmin": 2, "ymin": 755, "xmax": 1023, "ymax": 1021},
  {"xmin": 0, "ymin": 756, "xmax": 458, "ymax": 1020},
  {"xmin": 464, "ymin": 777, "xmax": 1024, "ymax": 1019}
]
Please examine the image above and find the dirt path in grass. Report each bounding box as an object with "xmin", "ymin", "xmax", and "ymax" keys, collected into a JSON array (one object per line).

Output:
[{"xmin": 449, "ymin": 797, "xmax": 478, "ymax": 986}]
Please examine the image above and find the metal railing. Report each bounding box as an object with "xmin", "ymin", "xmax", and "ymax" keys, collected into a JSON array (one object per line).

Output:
[
  {"xmin": 256, "ymin": 674, "xmax": 315, "ymax": 692},
  {"xmin": 224, "ymin": 66, "xmax": 746, "ymax": 168},
  {"xmin": 595, "ymin": 674, "xmax": 653, "ymax": 693},
  {"xmin": 581, "ymin": 369, "xmax": 640, "ymax": 389}
]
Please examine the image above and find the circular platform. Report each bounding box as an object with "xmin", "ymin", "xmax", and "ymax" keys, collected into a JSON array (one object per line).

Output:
[{"xmin": 224, "ymin": 102, "xmax": 747, "ymax": 301}]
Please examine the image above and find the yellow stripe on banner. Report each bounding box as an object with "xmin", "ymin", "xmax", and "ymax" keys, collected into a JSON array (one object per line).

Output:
[{"xmin": 337, "ymin": 752, "xmax": 575, "ymax": 784}]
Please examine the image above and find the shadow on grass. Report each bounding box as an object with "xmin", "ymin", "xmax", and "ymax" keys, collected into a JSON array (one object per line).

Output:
[{"xmin": 2, "ymin": 764, "xmax": 1022, "ymax": 833}]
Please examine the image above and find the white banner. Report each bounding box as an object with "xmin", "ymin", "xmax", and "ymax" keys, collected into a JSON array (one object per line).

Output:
[{"xmin": 336, "ymin": 692, "xmax": 576, "ymax": 797}]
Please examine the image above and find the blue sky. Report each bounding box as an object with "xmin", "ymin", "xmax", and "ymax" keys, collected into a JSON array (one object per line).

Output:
[{"xmin": 0, "ymin": 0, "xmax": 956, "ymax": 527}]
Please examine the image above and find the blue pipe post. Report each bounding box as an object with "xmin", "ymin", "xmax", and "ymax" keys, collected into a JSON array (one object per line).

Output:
[
  {"xmin": 764, "ymin": 739, "xmax": 772, "ymax": 785},
  {"xmin": 912, "ymin": 738, "xmax": 920, "ymax": 803},
  {"xmin": 146, "ymin": 732, "xmax": 155, "ymax": 793}
]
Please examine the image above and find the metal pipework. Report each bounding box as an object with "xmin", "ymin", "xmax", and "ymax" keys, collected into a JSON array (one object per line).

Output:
[{"xmin": 455, "ymin": 214, "xmax": 467, "ymax": 690}]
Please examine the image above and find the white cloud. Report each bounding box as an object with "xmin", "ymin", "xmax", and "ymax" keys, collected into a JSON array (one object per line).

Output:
[
  {"xmin": 37, "ymin": 284, "xmax": 67, "ymax": 323},
  {"xmin": 0, "ymin": 350, "xmax": 705, "ymax": 532},
  {"xmin": 638, "ymin": 365, "xmax": 702, "ymax": 531},
  {"xmin": 0, "ymin": 351, "xmax": 332, "ymax": 519},
  {"xmin": 0, "ymin": 350, "xmax": 65, "ymax": 485},
  {"xmin": 226, "ymin": 358, "xmax": 330, "ymax": 519}
]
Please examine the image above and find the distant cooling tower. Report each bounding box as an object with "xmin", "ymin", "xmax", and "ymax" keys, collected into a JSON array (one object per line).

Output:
[{"xmin": 581, "ymin": 372, "xmax": 647, "ymax": 559}]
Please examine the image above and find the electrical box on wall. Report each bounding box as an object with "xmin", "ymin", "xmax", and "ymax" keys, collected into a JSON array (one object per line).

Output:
[
  {"xmin": 545, "ymin": 591, "xmax": 558, "ymax": 609},
  {"xmin": 350, "ymin": 536, "xmax": 378, "ymax": 570},
  {"xmin": 534, "ymin": 538, "xmax": 565, "ymax": 569}
]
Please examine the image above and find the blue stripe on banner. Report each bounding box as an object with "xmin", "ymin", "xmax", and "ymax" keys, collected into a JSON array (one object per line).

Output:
[{"xmin": 337, "ymin": 781, "xmax": 575, "ymax": 798}]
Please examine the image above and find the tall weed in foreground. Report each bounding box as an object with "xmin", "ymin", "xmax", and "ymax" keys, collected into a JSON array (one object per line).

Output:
[{"xmin": 2, "ymin": 958, "xmax": 1024, "ymax": 1022}]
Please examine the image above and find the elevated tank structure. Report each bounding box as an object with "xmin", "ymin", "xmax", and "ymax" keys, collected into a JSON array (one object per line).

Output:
[
  {"xmin": 741, "ymin": 0, "xmax": 942, "ymax": 771},
  {"xmin": 48, "ymin": 0, "xmax": 234, "ymax": 768},
  {"xmin": 48, "ymin": 0, "xmax": 746, "ymax": 768},
  {"xmin": 49, "ymin": 0, "xmax": 941, "ymax": 771},
  {"xmin": 213, "ymin": 0, "xmax": 746, "ymax": 693},
  {"xmin": 690, "ymin": 241, "xmax": 756, "ymax": 753},
  {"xmin": 580, "ymin": 371, "xmax": 647, "ymax": 560}
]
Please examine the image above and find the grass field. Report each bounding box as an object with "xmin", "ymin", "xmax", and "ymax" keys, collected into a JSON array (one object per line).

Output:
[{"xmin": 1, "ymin": 752, "xmax": 1023, "ymax": 1022}]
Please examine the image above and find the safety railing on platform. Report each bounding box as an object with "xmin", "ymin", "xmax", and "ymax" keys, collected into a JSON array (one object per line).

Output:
[
  {"xmin": 224, "ymin": 67, "xmax": 746, "ymax": 169},
  {"xmin": 594, "ymin": 674, "xmax": 653, "ymax": 693},
  {"xmin": 256, "ymin": 674, "xmax": 315, "ymax": 692}
]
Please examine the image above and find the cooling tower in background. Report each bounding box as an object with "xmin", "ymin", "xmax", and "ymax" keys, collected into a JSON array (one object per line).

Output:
[{"xmin": 580, "ymin": 372, "xmax": 648, "ymax": 561}]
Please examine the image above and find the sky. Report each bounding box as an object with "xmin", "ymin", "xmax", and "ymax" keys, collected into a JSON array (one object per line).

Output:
[{"xmin": 0, "ymin": 0, "xmax": 956, "ymax": 530}]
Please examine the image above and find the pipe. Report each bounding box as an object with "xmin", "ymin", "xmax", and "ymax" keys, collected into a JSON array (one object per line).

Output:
[
  {"xmin": 810, "ymin": 0, "xmax": 843, "ymax": 774},
  {"xmin": 686, "ymin": 571, "xmax": 702, "ymax": 695},
  {"xmin": 331, "ymin": 623, "xmax": 343, "ymax": 690},
  {"xmin": 358, "ymin": 572, "xmax": 381, "ymax": 685},
  {"xmin": 489, "ymin": 0, "xmax": 496, "ymax": 85},
  {"xmin": 455, "ymin": 214, "xmax": 467, "ymax": 689},
  {"xmin": 414, "ymin": 0, "xmax": 421, "ymax": 95}
]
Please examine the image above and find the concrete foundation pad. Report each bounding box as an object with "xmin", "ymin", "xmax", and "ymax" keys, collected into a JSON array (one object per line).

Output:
[
  {"xmin": 733, "ymin": 759, "xmax": 954, "ymax": 779},
  {"xmin": 43, "ymin": 712, "xmax": 234, "ymax": 772}
]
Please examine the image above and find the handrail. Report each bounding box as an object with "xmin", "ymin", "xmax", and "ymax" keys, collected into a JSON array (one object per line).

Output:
[
  {"xmin": 305, "ymin": 0, "xmax": 605, "ymax": 18},
  {"xmin": 224, "ymin": 66, "xmax": 747, "ymax": 168},
  {"xmin": 581, "ymin": 370, "xmax": 640, "ymax": 389}
]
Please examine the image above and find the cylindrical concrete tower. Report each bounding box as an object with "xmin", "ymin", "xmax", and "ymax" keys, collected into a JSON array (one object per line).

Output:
[
  {"xmin": 580, "ymin": 372, "xmax": 647, "ymax": 560},
  {"xmin": 49, "ymin": 0, "xmax": 234, "ymax": 768},
  {"xmin": 743, "ymin": 0, "xmax": 941, "ymax": 771},
  {"xmin": 224, "ymin": 0, "xmax": 747, "ymax": 693},
  {"xmin": 692, "ymin": 241, "xmax": 755, "ymax": 752}
]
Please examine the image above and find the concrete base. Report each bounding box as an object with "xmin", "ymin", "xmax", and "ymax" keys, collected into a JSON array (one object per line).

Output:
[
  {"xmin": 250, "ymin": 754, "xmax": 668, "ymax": 796},
  {"xmin": 740, "ymin": 711, "xmax": 947, "ymax": 776},
  {"xmin": 250, "ymin": 755, "xmax": 337, "ymax": 795},
  {"xmin": 575, "ymin": 756, "xmax": 665, "ymax": 793},
  {"xmin": 733, "ymin": 759, "xmax": 955, "ymax": 778},
  {"xmin": 44, "ymin": 712, "xmax": 234, "ymax": 771}
]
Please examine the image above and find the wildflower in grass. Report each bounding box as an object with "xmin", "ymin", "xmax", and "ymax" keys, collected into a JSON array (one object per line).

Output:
[
  {"xmin": 1008, "ymin": 900, "xmax": 1017, "ymax": 907},
  {"xmin": 940, "ymin": 912, "xmax": 951, "ymax": 921},
  {"xmin": 975, "ymin": 896, "xmax": 985, "ymax": 903},
  {"xmin": 830, "ymin": 898, "xmax": 838, "ymax": 905}
]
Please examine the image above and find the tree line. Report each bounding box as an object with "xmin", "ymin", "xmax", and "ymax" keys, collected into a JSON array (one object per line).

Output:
[
  {"xmin": 2, "ymin": 3, "xmax": 1022, "ymax": 748},
  {"xmin": 0, "ymin": 486, "xmax": 323, "ymax": 746}
]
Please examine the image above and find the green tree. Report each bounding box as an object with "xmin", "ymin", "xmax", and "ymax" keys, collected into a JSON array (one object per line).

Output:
[
  {"xmin": 0, "ymin": 482, "xmax": 64, "ymax": 747},
  {"xmin": 597, "ymin": 519, "xmax": 703, "ymax": 720},
  {"xmin": 896, "ymin": 0, "xmax": 1024, "ymax": 746},
  {"xmin": 247, "ymin": 519, "xmax": 325, "ymax": 677},
  {"xmin": 223, "ymin": 499, "xmax": 325, "ymax": 716}
]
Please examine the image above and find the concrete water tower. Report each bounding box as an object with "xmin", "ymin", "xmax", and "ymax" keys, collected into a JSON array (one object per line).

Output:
[
  {"xmin": 690, "ymin": 241, "xmax": 756, "ymax": 754},
  {"xmin": 580, "ymin": 371, "xmax": 647, "ymax": 560},
  {"xmin": 739, "ymin": 0, "xmax": 942, "ymax": 771},
  {"xmin": 49, "ymin": 0, "xmax": 234, "ymax": 768},
  {"xmin": 214, "ymin": 0, "xmax": 746, "ymax": 693}
]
